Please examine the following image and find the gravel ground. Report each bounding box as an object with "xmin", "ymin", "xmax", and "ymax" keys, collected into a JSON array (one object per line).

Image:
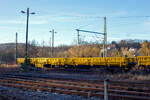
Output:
[
  {"xmin": 20, "ymin": 72, "xmax": 104, "ymax": 80},
  {"xmin": 0, "ymin": 86, "xmax": 103, "ymax": 100}
]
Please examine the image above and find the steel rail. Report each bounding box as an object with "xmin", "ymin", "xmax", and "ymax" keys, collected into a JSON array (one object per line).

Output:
[
  {"xmin": 0, "ymin": 76, "xmax": 150, "ymax": 100},
  {"xmin": 0, "ymin": 81, "xmax": 150, "ymax": 100},
  {"xmin": 1, "ymin": 75, "xmax": 150, "ymax": 93},
  {"xmin": 1, "ymin": 76, "xmax": 150, "ymax": 93}
]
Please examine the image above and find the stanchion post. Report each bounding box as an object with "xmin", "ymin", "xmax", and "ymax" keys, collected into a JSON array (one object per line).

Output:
[{"xmin": 104, "ymin": 79, "xmax": 109, "ymax": 100}]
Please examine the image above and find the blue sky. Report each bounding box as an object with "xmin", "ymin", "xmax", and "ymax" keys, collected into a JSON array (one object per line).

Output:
[{"xmin": 0, "ymin": 0, "xmax": 150, "ymax": 46}]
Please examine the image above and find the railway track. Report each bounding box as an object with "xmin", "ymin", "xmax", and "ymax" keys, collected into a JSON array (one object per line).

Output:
[{"xmin": 0, "ymin": 74, "xmax": 150, "ymax": 100}]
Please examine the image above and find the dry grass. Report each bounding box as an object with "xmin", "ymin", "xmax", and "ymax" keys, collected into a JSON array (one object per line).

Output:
[
  {"xmin": 105, "ymin": 72, "xmax": 150, "ymax": 81},
  {"xmin": 130, "ymin": 74, "xmax": 150, "ymax": 81},
  {"xmin": 0, "ymin": 64, "xmax": 21, "ymax": 73}
]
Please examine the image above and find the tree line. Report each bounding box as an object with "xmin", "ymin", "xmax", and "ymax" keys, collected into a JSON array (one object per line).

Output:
[{"xmin": 0, "ymin": 40, "xmax": 150, "ymax": 64}]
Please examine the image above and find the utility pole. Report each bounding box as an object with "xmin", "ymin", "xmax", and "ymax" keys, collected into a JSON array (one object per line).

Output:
[
  {"xmin": 25, "ymin": 8, "xmax": 29, "ymax": 64},
  {"xmin": 103, "ymin": 16, "xmax": 107, "ymax": 57},
  {"xmin": 49, "ymin": 29, "xmax": 57, "ymax": 57},
  {"xmin": 76, "ymin": 16, "xmax": 107, "ymax": 57},
  {"xmin": 76, "ymin": 29, "xmax": 104, "ymax": 57},
  {"xmin": 77, "ymin": 30, "xmax": 80, "ymax": 45},
  {"xmin": 42, "ymin": 41, "xmax": 45, "ymax": 57},
  {"xmin": 21, "ymin": 8, "xmax": 35, "ymax": 65},
  {"xmin": 52, "ymin": 29, "xmax": 54, "ymax": 53},
  {"xmin": 49, "ymin": 37, "xmax": 52, "ymax": 57},
  {"xmin": 15, "ymin": 32, "xmax": 18, "ymax": 64}
]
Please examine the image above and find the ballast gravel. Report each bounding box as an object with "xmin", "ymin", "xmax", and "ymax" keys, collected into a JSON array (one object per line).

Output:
[{"xmin": 0, "ymin": 86, "xmax": 102, "ymax": 100}]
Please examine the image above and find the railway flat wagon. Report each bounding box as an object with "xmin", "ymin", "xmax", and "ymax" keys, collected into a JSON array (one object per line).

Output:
[
  {"xmin": 137, "ymin": 56, "xmax": 150, "ymax": 67},
  {"xmin": 65, "ymin": 58, "xmax": 76, "ymax": 67},
  {"xmin": 127, "ymin": 57, "xmax": 137, "ymax": 65},
  {"xmin": 18, "ymin": 56, "xmax": 148, "ymax": 70},
  {"xmin": 73, "ymin": 58, "xmax": 90, "ymax": 66},
  {"xmin": 31, "ymin": 58, "xmax": 48, "ymax": 68},
  {"xmin": 90, "ymin": 57, "xmax": 106, "ymax": 66},
  {"xmin": 17, "ymin": 57, "xmax": 131, "ymax": 68},
  {"xmin": 106, "ymin": 57, "xmax": 129, "ymax": 68},
  {"xmin": 47, "ymin": 58, "xmax": 66, "ymax": 67},
  {"xmin": 17, "ymin": 58, "xmax": 25, "ymax": 65}
]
